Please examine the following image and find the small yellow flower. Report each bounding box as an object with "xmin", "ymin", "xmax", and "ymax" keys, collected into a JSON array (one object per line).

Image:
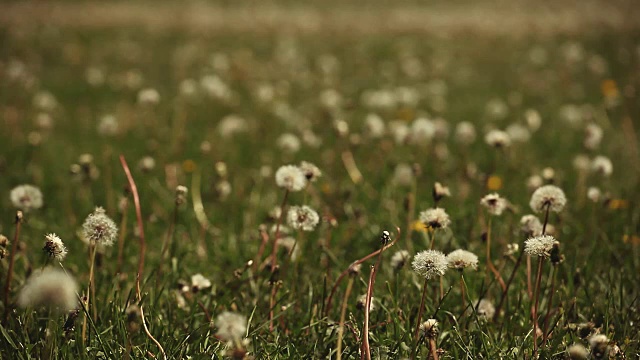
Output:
[
  {"xmin": 622, "ymin": 234, "xmax": 640, "ymax": 245},
  {"xmin": 608, "ymin": 199, "xmax": 628, "ymax": 210},
  {"xmin": 487, "ymin": 175, "xmax": 503, "ymax": 191},
  {"xmin": 182, "ymin": 160, "xmax": 197, "ymax": 173},
  {"xmin": 601, "ymin": 79, "xmax": 619, "ymax": 98},
  {"xmin": 412, "ymin": 220, "xmax": 427, "ymax": 233}
]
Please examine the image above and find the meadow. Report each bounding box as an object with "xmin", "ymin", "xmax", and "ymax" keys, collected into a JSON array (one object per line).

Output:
[{"xmin": 0, "ymin": 3, "xmax": 639, "ymax": 359}]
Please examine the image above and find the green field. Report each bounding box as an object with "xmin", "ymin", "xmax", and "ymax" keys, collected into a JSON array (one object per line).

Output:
[{"xmin": 0, "ymin": 3, "xmax": 639, "ymax": 359}]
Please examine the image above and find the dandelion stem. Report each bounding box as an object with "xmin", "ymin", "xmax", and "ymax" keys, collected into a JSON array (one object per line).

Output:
[
  {"xmin": 532, "ymin": 256, "xmax": 544, "ymax": 357},
  {"xmin": 116, "ymin": 198, "xmax": 129, "ymax": 275},
  {"xmin": 411, "ymin": 277, "xmax": 429, "ymax": 360},
  {"xmin": 429, "ymin": 337, "xmax": 439, "ymax": 360},
  {"xmin": 494, "ymin": 243, "xmax": 526, "ymax": 321},
  {"xmin": 485, "ymin": 217, "xmax": 506, "ymax": 291},
  {"xmin": 336, "ymin": 276, "xmax": 355, "ymax": 360},
  {"xmin": 324, "ymin": 227, "xmax": 400, "ymax": 316},
  {"xmin": 542, "ymin": 265, "xmax": 557, "ymax": 345},
  {"xmin": 2, "ymin": 211, "xmax": 23, "ymax": 325},
  {"xmin": 269, "ymin": 189, "xmax": 289, "ymax": 331},
  {"xmin": 360, "ymin": 265, "xmax": 375, "ymax": 360}
]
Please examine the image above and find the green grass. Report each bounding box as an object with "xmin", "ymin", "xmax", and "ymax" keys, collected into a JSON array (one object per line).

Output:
[{"xmin": 0, "ymin": 21, "xmax": 639, "ymax": 359}]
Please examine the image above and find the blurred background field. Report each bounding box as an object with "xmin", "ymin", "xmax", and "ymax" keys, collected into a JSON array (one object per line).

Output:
[{"xmin": 0, "ymin": 1, "xmax": 639, "ymax": 359}]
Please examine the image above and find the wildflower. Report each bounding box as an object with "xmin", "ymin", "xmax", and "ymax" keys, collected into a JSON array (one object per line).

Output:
[
  {"xmin": 591, "ymin": 155, "xmax": 613, "ymax": 177},
  {"xmin": 432, "ymin": 182, "xmax": 451, "ymax": 202},
  {"xmin": 97, "ymin": 114, "xmax": 118, "ymax": 136},
  {"xmin": 527, "ymin": 175, "xmax": 543, "ymax": 192},
  {"xmin": 587, "ymin": 187, "xmax": 601, "ymax": 203},
  {"xmin": 567, "ymin": 343, "xmax": 589, "ymax": 360},
  {"xmin": 43, "ymin": 233, "xmax": 68, "ymax": 261},
  {"xmin": 356, "ymin": 294, "xmax": 375, "ymax": 312},
  {"xmin": 10, "ymin": 184, "xmax": 43, "ymax": 212},
  {"xmin": 446, "ymin": 249, "xmax": 478, "ymax": 270},
  {"xmin": 474, "ymin": 299, "xmax": 495, "ymax": 319},
  {"xmin": 215, "ymin": 312, "xmax": 247, "ymax": 342},
  {"xmin": 454, "ymin": 121, "xmax": 476, "ymax": 145},
  {"xmin": 389, "ymin": 121, "xmax": 409, "ymax": 144},
  {"xmin": 419, "ymin": 208, "xmax": 451, "ymax": 229},
  {"xmin": 276, "ymin": 133, "xmax": 301, "ymax": 153},
  {"xmin": 17, "ymin": 268, "xmax": 78, "ymax": 313},
  {"xmin": 275, "ymin": 165, "xmax": 307, "ymax": 192},
  {"xmin": 82, "ymin": 207, "xmax": 118, "ymax": 246},
  {"xmin": 299, "ymin": 161, "xmax": 322, "ymax": 182},
  {"xmin": 137, "ymin": 88, "xmax": 160, "ymax": 105},
  {"xmin": 390, "ymin": 250, "xmax": 410, "ymax": 270},
  {"xmin": 216, "ymin": 181, "xmax": 232, "ymax": 200},
  {"xmin": 412, "ymin": 250, "xmax": 448, "ymax": 280},
  {"xmin": 506, "ymin": 123, "xmax": 531, "ymax": 143},
  {"xmin": 480, "ymin": 193, "xmax": 508, "ymax": 216},
  {"xmin": 190, "ymin": 273, "xmax": 212, "ymax": 292},
  {"xmin": 217, "ymin": 115, "xmax": 248, "ymax": 137},
  {"xmin": 409, "ymin": 118, "xmax": 436, "ymax": 145},
  {"xmin": 584, "ymin": 123, "xmax": 603, "ymax": 150},
  {"xmin": 392, "ymin": 163, "xmax": 414, "ymax": 187},
  {"xmin": 484, "ymin": 129, "xmax": 511, "ymax": 148},
  {"xmin": 125, "ymin": 304, "xmax": 142, "ymax": 333},
  {"xmin": 364, "ymin": 113, "xmax": 386, "ymax": 138},
  {"xmin": 529, "ymin": 185, "xmax": 567, "ymax": 213},
  {"xmin": 588, "ymin": 334, "xmax": 609, "ymax": 359},
  {"xmin": 504, "ymin": 243, "xmax": 519, "ymax": 256},
  {"xmin": 573, "ymin": 154, "xmax": 591, "ymax": 172},
  {"xmin": 176, "ymin": 185, "xmax": 188, "ymax": 205},
  {"xmin": 524, "ymin": 109, "xmax": 542, "ymax": 131},
  {"xmin": 520, "ymin": 215, "xmax": 543, "ymax": 236},
  {"xmin": 286, "ymin": 205, "xmax": 320, "ymax": 231},
  {"xmin": 278, "ymin": 236, "xmax": 300, "ymax": 261},
  {"xmin": 486, "ymin": 98, "xmax": 509, "ymax": 120},
  {"xmin": 419, "ymin": 319, "xmax": 439, "ymax": 339},
  {"xmin": 524, "ymin": 235, "xmax": 556, "ymax": 258},
  {"xmin": 541, "ymin": 167, "xmax": 555, "ymax": 182},
  {"xmin": 138, "ymin": 156, "xmax": 156, "ymax": 173}
]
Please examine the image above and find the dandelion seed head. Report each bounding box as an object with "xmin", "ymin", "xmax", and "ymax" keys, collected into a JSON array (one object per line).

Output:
[
  {"xmin": 520, "ymin": 215, "xmax": 543, "ymax": 236},
  {"xmin": 190, "ymin": 274, "xmax": 212, "ymax": 292},
  {"xmin": 286, "ymin": 205, "xmax": 320, "ymax": 231},
  {"xmin": 480, "ymin": 193, "xmax": 508, "ymax": 216},
  {"xmin": 446, "ymin": 249, "xmax": 478, "ymax": 270},
  {"xmin": 364, "ymin": 113, "xmax": 386, "ymax": 138},
  {"xmin": 584, "ymin": 123, "xmax": 603, "ymax": 150},
  {"xmin": 432, "ymin": 182, "xmax": 451, "ymax": 202},
  {"xmin": 567, "ymin": 344, "xmax": 588, "ymax": 360},
  {"xmin": 43, "ymin": 233, "xmax": 68, "ymax": 261},
  {"xmin": 524, "ymin": 235, "xmax": 556, "ymax": 258},
  {"xmin": 587, "ymin": 187, "xmax": 601, "ymax": 203},
  {"xmin": 82, "ymin": 207, "xmax": 118, "ymax": 246},
  {"xmin": 299, "ymin": 161, "xmax": 322, "ymax": 182},
  {"xmin": 276, "ymin": 133, "xmax": 301, "ymax": 153},
  {"xmin": 17, "ymin": 268, "xmax": 78, "ymax": 313},
  {"xmin": 392, "ymin": 163, "xmax": 414, "ymax": 187},
  {"xmin": 215, "ymin": 312, "xmax": 247, "ymax": 342},
  {"xmin": 420, "ymin": 319, "xmax": 439, "ymax": 339},
  {"xmin": 484, "ymin": 129, "xmax": 511, "ymax": 148},
  {"xmin": 475, "ymin": 299, "xmax": 496, "ymax": 319},
  {"xmin": 591, "ymin": 155, "xmax": 613, "ymax": 177},
  {"xmin": 455, "ymin": 121, "xmax": 476, "ymax": 145},
  {"xmin": 412, "ymin": 250, "xmax": 448, "ymax": 280},
  {"xmin": 419, "ymin": 208, "xmax": 451, "ymax": 229},
  {"xmin": 390, "ymin": 250, "xmax": 410, "ymax": 271},
  {"xmin": 529, "ymin": 185, "xmax": 567, "ymax": 213},
  {"xmin": 356, "ymin": 294, "xmax": 375, "ymax": 312},
  {"xmin": 10, "ymin": 184, "xmax": 43, "ymax": 212},
  {"xmin": 275, "ymin": 165, "xmax": 307, "ymax": 192}
]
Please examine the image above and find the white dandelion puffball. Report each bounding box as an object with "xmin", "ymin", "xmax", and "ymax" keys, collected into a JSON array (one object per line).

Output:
[
  {"xmin": 446, "ymin": 249, "xmax": 478, "ymax": 270},
  {"xmin": 18, "ymin": 268, "xmax": 78, "ymax": 313},
  {"xmin": 484, "ymin": 129, "xmax": 511, "ymax": 148},
  {"xmin": 480, "ymin": 193, "xmax": 508, "ymax": 216},
  {"xmin": 524, "ymin": 235, "xmax": 556, "ymax": 258},
  {"xmin": 529, "ymin": 185, "xmax": 567, "ymax": 213},
  {"xmin": 275, "ymin": 165, "xmax": 307, "ymax": 192},
  {"xmin": 215, "ymin": 311, "xmax": 247, "ymax": 342},
  {"xmin": 43, "ymin": 233, "xmax": 68, "ymax": 261},
  {"xmin": 286, "ymin": 205, "xmax": 320, "ymax": 231},
  {"xmin": 412, "ymin": 250, "xmax": 448, "ymax": 280},
  {"xmin": 419, "ymin": 207, "xmax": 451, "ymax": 229},
  {"xmin": 10, "ymin": 184, "xmax": 43, "ymax": 212},
  {"xmin": 390, "ymin": 250, "xmax": 411, "ymax": 270},
  {"xmin": 82, "ymin": 207, "xmax": 118, "ymax": 246},
  {"xmin": 299, "ymin": 161, "xmax": 322, "ymax": 182},
  {"xmin": 520, "ymin": 215, "xmax": 543, "ymax": 236}
]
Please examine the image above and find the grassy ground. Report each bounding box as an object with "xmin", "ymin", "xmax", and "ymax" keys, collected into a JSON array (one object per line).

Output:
[{"xmin": 0, "ymin": 3, "xmax": 639, "ymax": 359}]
